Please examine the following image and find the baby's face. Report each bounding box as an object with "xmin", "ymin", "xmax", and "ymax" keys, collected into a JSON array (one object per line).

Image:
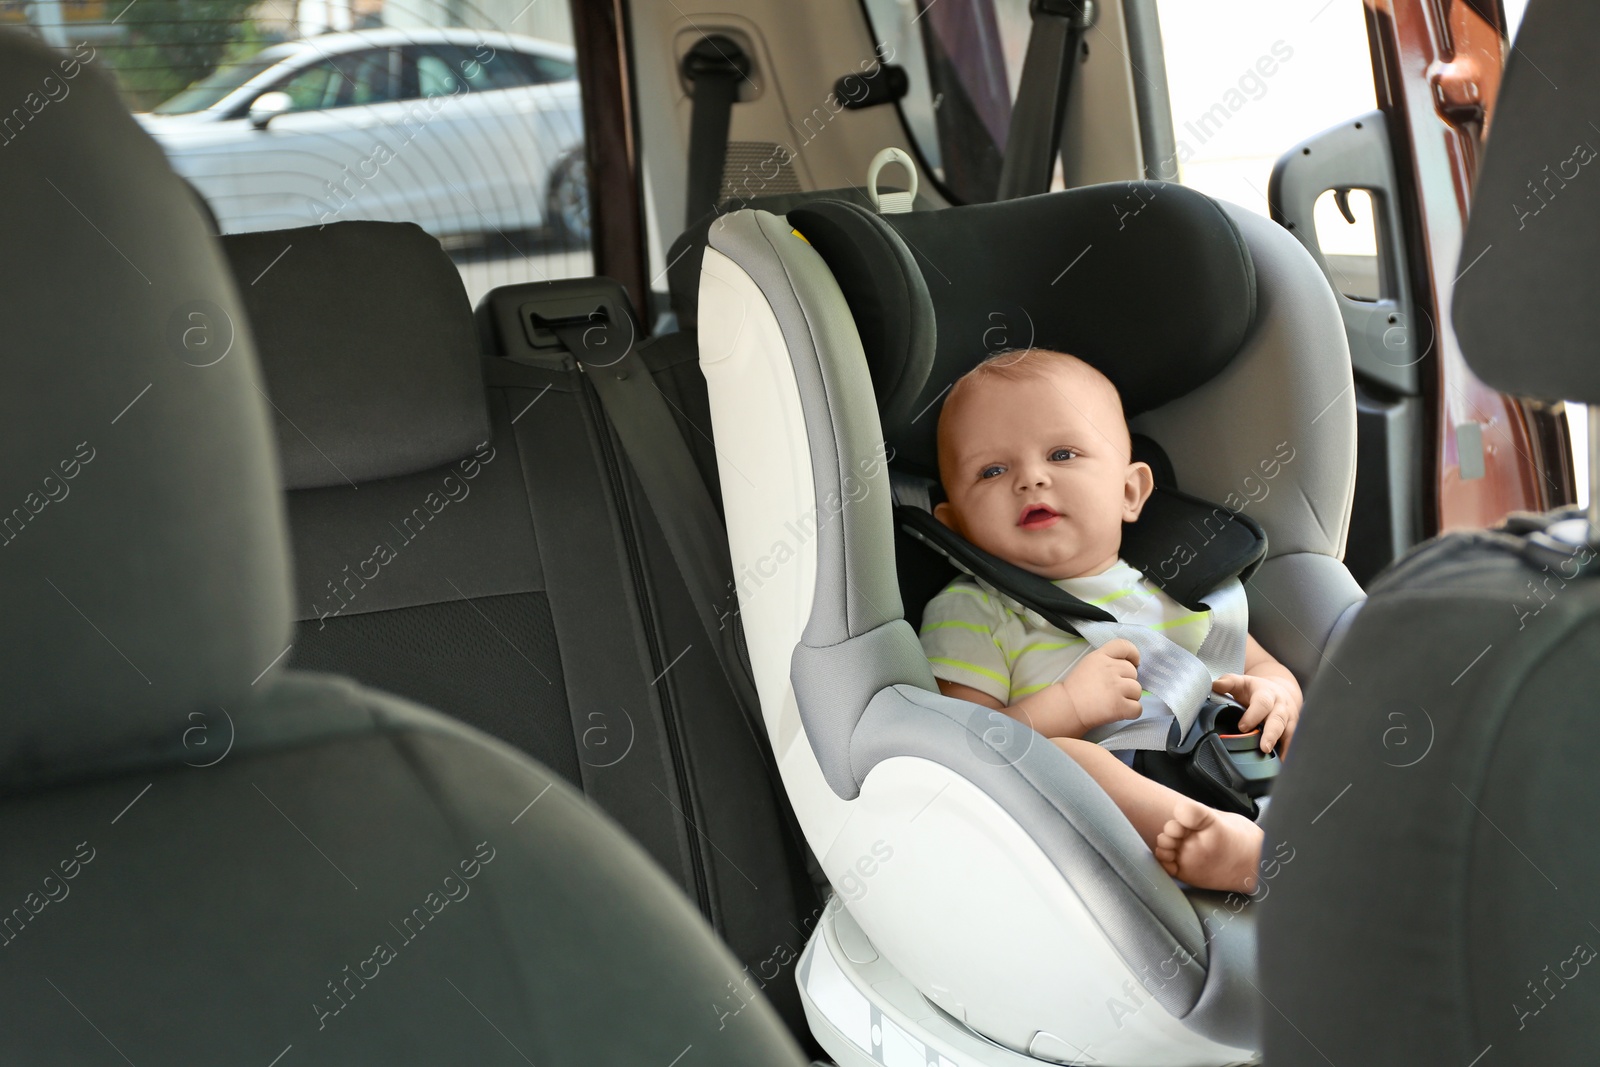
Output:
[{"xmin": 934, "ymin": 364, "xmax": 1152, "ymax": 580}]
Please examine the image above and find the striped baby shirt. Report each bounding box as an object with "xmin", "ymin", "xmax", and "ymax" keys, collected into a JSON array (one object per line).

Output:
[{"xmin": 918, "ymin": 559, "xmax": 1213, "ymax": 707}]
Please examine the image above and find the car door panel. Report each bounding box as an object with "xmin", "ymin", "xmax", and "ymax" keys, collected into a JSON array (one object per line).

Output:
[{"xmin": 1365, "ymin": 0, "xmax": 1571, "ymax": 531}]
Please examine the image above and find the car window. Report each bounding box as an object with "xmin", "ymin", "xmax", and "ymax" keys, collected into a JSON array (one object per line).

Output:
[
  {"xmin": 1152, "ymin": 0, "xmax": 1375, "ymax": 220},
  {"xmin": 152, "ymin": 52, "xmax": 281, "ymax": 115},
  {"xmin": 334, "ymin": 48, "xmax": 397, "ymax": 106},
  {"xmin": 466, "ymin": 45, "xmax": 533, "ymax": 91},
  {"xmin": 413, "ymin": 48, "xmax": 467, "ymax": 98},
  {"xmin": 273, "ymin": 48, "xmax": 394, "ymax": 111},
  {"xmin": 523, "ymin": 54, "xmax": 576, "ymax": 84},
  {"xmin": 108, "ymin": 17, "xmax": 596, "ymax": 298},
  {"xmin": 275, "ymin": 61, "xmax": 339, "ymax": 112},
  {"xmin": 858, "ymin": 0, "xmax": 1030, "ymax": 204}
]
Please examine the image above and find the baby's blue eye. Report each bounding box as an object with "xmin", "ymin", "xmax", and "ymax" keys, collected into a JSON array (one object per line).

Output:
[
  {"xmin": 1050, "ymin": 448, "xmax": 1078, "ymax": 462},
  {"xmin": 979, "ymin": 465, "xmax": 1005, "ymax": 479}
]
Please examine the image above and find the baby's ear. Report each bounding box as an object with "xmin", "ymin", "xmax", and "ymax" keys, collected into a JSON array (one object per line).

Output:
[
  {"xmin": 933, "ymin": 501, "xmax": 957, "ymax": 530},
  {"xmin": 1122, "ymin": 461, "xmax": 1155, "ymax": 522}
]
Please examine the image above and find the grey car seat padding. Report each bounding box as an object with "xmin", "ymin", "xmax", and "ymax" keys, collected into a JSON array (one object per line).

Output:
[
  {"xmin": 1, "ymin": 673, "xmax": 809, "ymax": 1064},
  {"xmin": 667, "ymin": 185, "xmax": 937, "ymax": 329},
  {"xmin": 1258, "ymin": 517, "xmax": 1600, "ymax": 1065},
  {"xmin": 230, "ymin": 226, "xmax": 819, "ymax": 1038},
  {"xmin": 0, "ymin": 28, "xmax": 806, "ymax": 1064},
  {"xmin": 0, "ymin": 30, "xmax": 291, "ymax": 772}
]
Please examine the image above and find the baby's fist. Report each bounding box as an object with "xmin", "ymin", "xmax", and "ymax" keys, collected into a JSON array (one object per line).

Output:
[{"xmin": 1060, "ymin": 639, "xmax": 1144, "ymax": 732}]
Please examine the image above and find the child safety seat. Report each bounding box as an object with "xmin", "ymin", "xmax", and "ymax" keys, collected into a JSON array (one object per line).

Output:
[
  {"xmin": 694, "ymin": 177, "xmax": 1363, "ymax": 1066},
  {"xmin": 1259, "ymin": 1, "xmax": 1600, "ymax": 1063}
]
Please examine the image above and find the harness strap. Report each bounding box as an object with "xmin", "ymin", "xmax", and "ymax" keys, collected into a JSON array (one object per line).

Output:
[{"xmin": 1081, "ymin": 579, "xmax": 1249, "ymax": 753}]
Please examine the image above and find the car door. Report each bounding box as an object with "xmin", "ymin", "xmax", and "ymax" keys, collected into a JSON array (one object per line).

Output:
[
  {"xmin": 1369, "ymin": 0, "xmax": 1572, "ymax": 528},
  {"xmin": 220, "ymin": 44, "xmax": 419, "ymax": 232},
  {"xmin": 1267, "ymin": 0, "xmax": 1571, "ymax": 578}
]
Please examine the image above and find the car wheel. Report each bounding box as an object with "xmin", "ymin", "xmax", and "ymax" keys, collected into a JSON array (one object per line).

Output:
[{"xmin": 546, "ymin": 150, "xmax": 590, "ymax": 246}]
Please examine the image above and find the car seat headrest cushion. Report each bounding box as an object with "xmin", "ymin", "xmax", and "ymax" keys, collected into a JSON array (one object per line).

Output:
[
  {"xmin": 0, "ymin": 28, "xmax": 292, "ymax": 774},
  {"xmin": 223, "ymin": 222, "xmax": 490, "ymax": 490},
  {"xmin": 780, "ymin": 200, "xmax": 936, "ymax": 435},
  {"xmin": 668, "ymin": 185, "xmax": 929, "ymax": 330},
  {"xmin": 791, "ymin": 182, "xmax": 1257, "ymax": 480}
]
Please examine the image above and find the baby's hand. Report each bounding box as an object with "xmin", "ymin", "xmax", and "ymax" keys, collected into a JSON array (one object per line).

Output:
[
  {"xmin": 1212, "ymin": 673, "xmax": 1302, "ymax": 754},
  {"xmin": 1059, "ymin": 639, "xmax": 1144, "ymax": 733}
]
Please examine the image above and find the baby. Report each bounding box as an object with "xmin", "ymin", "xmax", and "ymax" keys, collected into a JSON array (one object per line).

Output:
[{"xmin": 919, "ymin": 348, "xmax": 1303, "ymax": 893}]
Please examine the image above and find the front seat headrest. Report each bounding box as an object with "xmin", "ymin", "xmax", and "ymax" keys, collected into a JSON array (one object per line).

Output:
[
  {"xmin": 789, "ymin": 183, "xmax": 1258, "ymax": 480},
  {"xmin": 0, "ymin": 29, "xmax": 291, "ymax": 779},
  {"xmin": 223, "ymin": 222, "xmax": 489, "ymax": 490},
  {"xmin": 1454, "ymin": 0, "xmax": 1600, "ymax": 402}
]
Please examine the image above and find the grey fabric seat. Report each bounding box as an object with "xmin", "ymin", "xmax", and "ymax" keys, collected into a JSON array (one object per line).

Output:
[
  {"xmin": 0, "ymin": 28, "xmax": 807, "ymax": 1065},
  {"xmin": 216, "ymin": 220, "xmax": 820, "ymax": 1039}
]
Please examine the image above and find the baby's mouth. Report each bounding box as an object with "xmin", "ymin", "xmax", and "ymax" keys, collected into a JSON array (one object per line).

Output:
[{"xmin": 1017, "ymin": 503, "xmax": 1061, "ymax": 530}]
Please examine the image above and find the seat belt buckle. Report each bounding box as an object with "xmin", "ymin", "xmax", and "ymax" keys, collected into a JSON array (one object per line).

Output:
[
  {"xmin": 1165, "ymin": 697, "xmax": 1280, "ymax": 816},
  {"xmin": 523, "ymin": 294, "xmax": 636, "ymax": 370}
]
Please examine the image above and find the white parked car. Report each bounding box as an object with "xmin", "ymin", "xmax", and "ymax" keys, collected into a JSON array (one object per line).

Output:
[{"xmin": 136, "ymin": 28, "xmax": 589, "ymax": 242}]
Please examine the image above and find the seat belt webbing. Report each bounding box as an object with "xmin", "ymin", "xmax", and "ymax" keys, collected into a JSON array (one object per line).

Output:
[
  {"xmin": 550, "ymin": 324, "xmax": 758, "ymax": 713},
  {"xmin": 683, "ymin": 35, "xmax": 750, "ymax": 228},
  {"xmin": 996, "ymin": 0, "xmax": 1097, "ymax": 201},
  {"xmin": 552, "ymin": 319, "xmax": 828, "ymax": 898}
]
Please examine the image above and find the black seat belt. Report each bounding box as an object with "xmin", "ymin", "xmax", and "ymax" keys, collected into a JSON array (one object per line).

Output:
[
  {"xmin": 682, "ymin": 35, "xmax": 751, "ymax": 228},
  {"xmin": 543, "ymin": 318, "xmax": 758, "ymax": 711},
  {"xmin": 996, "ymin": 0, "xmax": 1097, "ymax": 201},
  {"xmin": 541, "ymin": 308, "xmax": 831, "ymax": 888}
]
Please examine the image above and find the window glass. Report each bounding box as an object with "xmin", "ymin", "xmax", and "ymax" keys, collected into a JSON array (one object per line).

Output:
[
  {"xmin": 335, "ymin": 48, "xmax": 395, "ymax": 105},
  {"xmin": 275, "ymin": 49, "xmax": 392, "ymax": 111},
  {"xmin": 276, "ymin": 61, "xmax": 339, "ymax": 112},
  {"xmin": 66, "ymin": 3, "xmax": 592, "ymax": 300},
  {"xmin": 414, "ymin": 49, "xmax": 465, "ymax": 98},
  {"xmin": 415, "ymin": 43, "xmax": 527, "ymax": 92},
  {"xmin": 152, "ymin": 51, "xmax": 280, "ymax": 114},
  {"xmin": 859, "ymin": 0, "xmax": 1032, "ymax": 204},
  {"xmin": 1152, "ymin": 0, "xmax": 1376, "ymax": 219},
  {"xmin": 525, "ymin": 53, "xmax": 575, "ymax": 83},
  {"xmin": 1503, "ymin": 0, "xmax": 1530, "ymax": 39},
  {"xmin": 454, "ymin": 46, "xmax": 526, "ymax": 90}
]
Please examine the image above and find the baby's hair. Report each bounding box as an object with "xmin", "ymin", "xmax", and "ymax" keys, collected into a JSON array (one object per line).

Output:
[
  {"xmin": 947, "ymin": 348, "xmax": 1119, "ymax": 411},
  {"xmin": 967, "ymin": 347, "xmax": 1075, "ymax": 382},
  {"xmin": 936, "ymin": 347, "xmax": 1133, "ymax": 481}
]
